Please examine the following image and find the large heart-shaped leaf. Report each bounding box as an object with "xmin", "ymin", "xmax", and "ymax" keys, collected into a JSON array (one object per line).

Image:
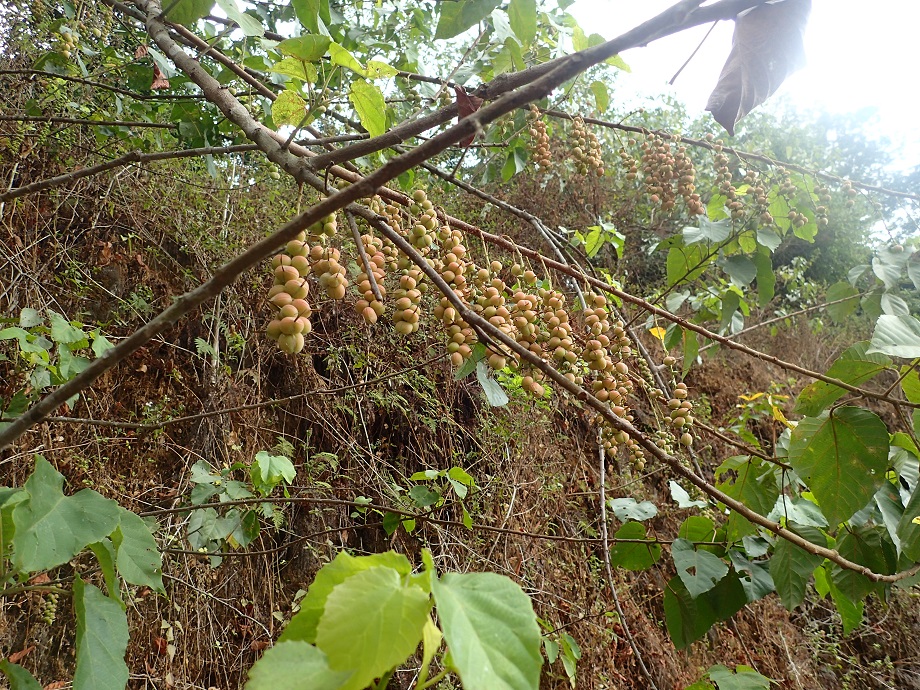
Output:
[
  {"xmin": 432, "ymin": 572, "xmax": 541, "ymax": 690},
  {"xmin": 788, "ymin": 407, "xmax": 889, "ymax": 526},
  {"xmin": 12, "ymin": 457, "xmax": 121, "ymax": 572},
  {"xmin": 316, "ymin": 566, "xmax": 429, "ymax": 690}
]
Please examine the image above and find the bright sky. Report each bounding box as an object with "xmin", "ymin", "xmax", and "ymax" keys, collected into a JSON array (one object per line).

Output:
[{"xmin": 568, "ymin": 0, "xmax": 920, "ymax": 170}]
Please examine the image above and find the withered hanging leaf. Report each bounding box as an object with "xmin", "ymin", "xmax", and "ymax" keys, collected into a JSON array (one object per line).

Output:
[
  {"xmin": 454, "ymin": 85, "xmax": 484, "ymax": 147},
  {"xmin": 151, "ymin": 64, "xmax": 170, "ymax": 90},
  {"xmin": 706, "ymin": 0, "xmax": 812, "ymax": 135}
]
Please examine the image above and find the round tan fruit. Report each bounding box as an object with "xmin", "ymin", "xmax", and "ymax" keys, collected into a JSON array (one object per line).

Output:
[
  {"xmin": 270, "ymin": 292, "xmax": 293, "ymax": 308},
  {"xmin": 361, "ymin": 307, "xmax": 378, "ymax": 325},
  {"xmin": 266, "ymin": 319, "xmax": 283, "ymax": 340},
  {"xmin": 279, "ymin": 316, "xmax": 300, "ymax": 335},
  {"xmin": 291, "ymin": 299, "xmax": 312, "ymax": 317},
  {"xmin": 284, "ymin": 280, "xmax": 309, "ymax": 300},
  {"xmin": 279, "ymin": 304, "xmax": 299, "ymax": 319}
]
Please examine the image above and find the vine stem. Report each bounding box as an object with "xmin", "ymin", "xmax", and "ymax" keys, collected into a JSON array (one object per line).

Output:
[{"xmin": 598, "ymin": 435, "xmax": 659, "ymax": 689}]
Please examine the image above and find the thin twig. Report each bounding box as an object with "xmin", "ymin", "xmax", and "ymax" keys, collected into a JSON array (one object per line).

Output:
[{"xmin": 598, "ymin": 435, "xmax": 660, "ymax": 689}]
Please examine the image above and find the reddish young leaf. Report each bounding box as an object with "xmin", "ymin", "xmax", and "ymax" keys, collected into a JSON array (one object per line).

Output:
[
  {"xmin": 453, "ymin": 85, "xmax": 484, "ymax": 147},
  {"xmin": 706, "ymin": 0, "xmax": 812, "ymax": 135}
]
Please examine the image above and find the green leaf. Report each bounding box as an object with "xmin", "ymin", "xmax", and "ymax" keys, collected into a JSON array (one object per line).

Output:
[
  {"xmin": 19, "ymin": 308, "xmax": 42, "ymax": 328},
  {"xmin": 752, "ymin": 248, "xmax": 775, "ymax": 307},
  {"xmin": 365, "ymin": 60, "xmax": 399, "ymax": 79},
  {"xmin": 831, "ymin": 524, "xmax": 896, "ymax": 602},
  {"xmin": 113, "ymin": 510, "xmax": 164, "ymax": 593},
  {"xmin": 291, "ymin": 0, "xmax": 322, "ymax": 32},
  {"xmin": 897, "ymin": 483, "xmax": 920, "ymax": 561},
  {"xmin": 682, "ymin": 328, "xmax": 699, "ymax": 377},
  {"xmin": 349, "ymin": 79, "xmax": 386, "ymax": 138},
  {"xmin": 73, "ymin": 578, "xmax": 129, "ymax": 690},
  {"xmin": 722, "ymin": 256, "xmax": 757, "ymax": 287},
  {"xmin": 501, "ymin": 146, "xmax": 528, "ymax": 182},
  {"xmin": 669, "ymin": 481, "xmax": 708, "ymax": 509},
  {"xmin": 253, "ymin": 451, "xmax": 296, "ymax": 487},
  {"xmin": 329, "ymin": 42, "xmax": 364, "ymax": 74},
  {"xmin": 508, "ymin": 0, "xmax": 536, "ymax": 44},
  {"xmin": 455, "ymin": 342, "xmax": 485, "ymax": 379},
  {"xmin": 49, "ymin": 311, "xmax": 86, "ymax": 346},
  {"xmin": 589, "ymin": 80, "xmax": 609, "ymax": 113},
  {"xmin": 316, "ymin": 566, "xmax": 429, "ymax": 690},
  {"xmin": 432, "ymin": 572, "xmax": 542, "ymax": 690},
  {"xmin": 873, "ymin": 249, "xmax": 908, "ymax": 289},
  {"xmin": 908, "ymin": 251, "xmax": 920, "ymax": 290},
  {"xmin": 477, "ymin": 360, "xmax": 509, "ymax": 407},
  {"xmin": 89, "ymin": 539, "xmax": 122, "ymax": 605},
  {"xmin": 421, "ymin": 616, "xmax": 443, "ymax": 678},
  {"xmin": 709, "ymin": 570, "xmax": 749, "ymax": 622},
  {"xmin": 769, "ymin": 524, "xmax": 825, "ymax": 610},
  {"xmin": 214, "ymin": 0, "xmax": 263, "ymax": 36},
  {"xmin": 277, "ymin": 35, "xmax": 331, "ymax": 62},
  {"xmin": 12, "ymin": 456, "xmax": 121, "ymax": 572},
  {"xmin": 788, "ymin": 407, "xmax": 889, "ymax": 526},
  {"xmin": 447, "ymin": 466, "xmax": 476, "ymax": 499},
  {"xmin": 165, "ymin": 0, "xmax": 213, "ymax": 26},
  {"xmin": 881, "ymin": 293, "xmax": 910, "ymax": 316},
  {"xmin": 727, "ymin": 550, "xmax": 774, "ymax": 602},
  {"xmin": 707, "ymin": 664, "xmax": 772, "ymax": 690},
  {"xmin": 794, "ymin": 342, "xmax": 891, "ymax": 417},
  {"xmin": 608, "ymin": 521, "xmax": 661, "ymax": 571},
  {"xmin": 435, "ymin": 0, "xmax": 502, "ymax": 40},
  {"xmin": 678, "ymin": 516, "xmax": 716, "ymax": 543},
  {"xmin": 715, "ymin": 456, "xmax": 779, "ymax": 542},
  {"xmin": 683, "ymin": 218, "xmax": 730, "ymax": 245},
  {"xmin": 829, "ymin": 576, "xmax": 864, "ymax": 633},
  {"xmin": 667, "ymin": 244, "xmax": 712, "ymax": 287},
  {"xmin": 868, "ymin": 315, "xmax": 920, "ymax": 358},
  {"xmin": 671, "ymin": 538, "xmax": 729, "ymax": 597},
  {"xmin": 272, "ymin": 90, "xmax": 309, "ymax": 128},
  {"xmin": 245, "ymin": 641, "xmax": 353, "ymax": 690},
  {"xmin": 0, "ymin": 661, "xmax": 42, "ymax": 690},
  {"xmin": 607, "ymin": 497, "xmax": 657, "ymax": 522},
  {"xmin": 281, "ymin": 551, "xmax": 412, "ymax": 644},
  {"xmin": 270, "ymin": 57, "xmax": 318, "ymax": 83},
  {"xmin": 409, "ymin": 485, "xmax": 441, "ymax": 508},
  {"xmin": 663, "ymin": 574, "xmax": 716, "ymax": 650}
]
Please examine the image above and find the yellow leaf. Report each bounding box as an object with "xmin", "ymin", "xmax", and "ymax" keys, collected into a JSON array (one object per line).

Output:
[{"xmin": 649, "ymin": 327, "xmax": 666, "ymax": 341}]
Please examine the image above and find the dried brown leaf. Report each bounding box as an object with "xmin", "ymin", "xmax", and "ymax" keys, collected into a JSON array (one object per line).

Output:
[
  {"xmin": 706, "ymin": 0, "xmax": 812, "ymax": 135},
  {"xmin": 8, "ymin": 645, "xmax": 35, "ymax": 664},
  {"xmin": 151, "ymin": 64, "xmax": 170, "ymax": 90},
  {"xmin": 134, "ymin": 44, "xmax": 149, "ymax": 59}
]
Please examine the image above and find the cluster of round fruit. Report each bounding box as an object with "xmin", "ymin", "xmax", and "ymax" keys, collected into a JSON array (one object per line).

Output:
[
  {"xmin": 640, "ymin": 133, "xmax": 682, "ymax": 211},
  {"xmin": 663, "ymin": 379, "xmax": 695, "ymax": 448},
  {"xmin": 842, "ymin": 180, "xmax": 858, "ymax": 207},
  {"xmin": 354, "ymin": 234, "xmax": 387, "ymax": 325},
  {"xmin": 41, "ymin": 591, "xmax": 59, "ymax": 625},
  {"xmin": 528, "ymin": 105, "xmax": 552, "ymax": 169},
  {"xmin": 56, "ymin": 26, "xmax": 81, "ymax": 58},
  {"xmin": 408, "ymin": 190, "xmax": 440, "ymax": 252},
  {"xmin": 266, "ymin": 233, "xmax": 313, "ymax": 354},
  {"xmin": 570, "ymin": 116, "xmax": 604, "ymax": 177},
  {"xmin": 392, "ymin": 266, "xmax": 425, "ymax": 335},
  {"xmin": 671, "ymin": 143, "xmax": 704, "ymax": 215},
  {"xmin": 709, "ymin": 139, "xmax": 736, "ymax": 201}
]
